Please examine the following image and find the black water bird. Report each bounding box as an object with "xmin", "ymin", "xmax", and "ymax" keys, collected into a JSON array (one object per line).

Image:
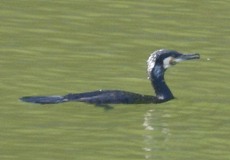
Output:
[{"xmin": 20, "ymin": 49, "xmax": 200, "ymax": 105}]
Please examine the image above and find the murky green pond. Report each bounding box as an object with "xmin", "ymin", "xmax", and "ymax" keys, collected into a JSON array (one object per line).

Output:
[{"xmin": 1, "ymin": 0, "xmax": 229, "ymax": 159}]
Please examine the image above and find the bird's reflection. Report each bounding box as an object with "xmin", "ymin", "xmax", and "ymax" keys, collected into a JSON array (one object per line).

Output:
[{"xmin": 142, "ymin": 109, "xmax": 172, "ymax": 159}]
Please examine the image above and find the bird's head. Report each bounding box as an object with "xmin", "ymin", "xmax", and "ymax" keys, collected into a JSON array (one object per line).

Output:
[{"xmin": 147, "ymin": 49, "xmax": 200, "ymax": 78}]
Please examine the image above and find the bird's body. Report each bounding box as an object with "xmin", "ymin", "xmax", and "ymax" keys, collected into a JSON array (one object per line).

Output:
[
  {"xmin": 25, "ymin": 90, "xmax": 156, "ymax": 105},
  {"xmin": 20, "ymin": 49, "xmax": 200, "ymax": 105}
]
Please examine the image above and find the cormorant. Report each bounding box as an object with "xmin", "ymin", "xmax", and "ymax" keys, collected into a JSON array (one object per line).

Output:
[{"xmin": 20, "ymin": 49, "xmax": 200, "ymax": 105}]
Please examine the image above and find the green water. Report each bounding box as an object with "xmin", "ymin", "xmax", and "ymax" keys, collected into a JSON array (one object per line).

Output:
[{"xmin": 1, "ymin": 0, "xmax": 230, "ymax": 159}]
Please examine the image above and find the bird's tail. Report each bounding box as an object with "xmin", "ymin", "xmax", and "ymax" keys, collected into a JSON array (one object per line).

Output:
[{"xmin": 20, "ymin": 95, "xmax": 68, "ymax": 104}]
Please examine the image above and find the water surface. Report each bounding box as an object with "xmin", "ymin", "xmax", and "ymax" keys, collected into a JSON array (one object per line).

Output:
[{"xmin": 0, "ymin": 0, "xmax": 230, "ymax": 160}]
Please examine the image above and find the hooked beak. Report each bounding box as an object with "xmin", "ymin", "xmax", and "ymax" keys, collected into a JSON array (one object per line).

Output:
[{"xmin": 175, "ymin": 53, "xmax": 200, "ymax": 63}]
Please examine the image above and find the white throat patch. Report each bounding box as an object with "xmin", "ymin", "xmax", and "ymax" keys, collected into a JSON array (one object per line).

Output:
[{"xmin": 163, "ymin": 57, "xmax": 175, "ymax": 69}]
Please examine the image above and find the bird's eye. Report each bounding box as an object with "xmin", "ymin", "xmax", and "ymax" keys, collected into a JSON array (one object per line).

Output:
[{"xmin": 169, "ymin": 58, "xmax": 176, "ymax": 65}]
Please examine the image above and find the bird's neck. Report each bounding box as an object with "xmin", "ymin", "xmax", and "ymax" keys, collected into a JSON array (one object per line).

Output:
[{"xmin": 150, "ymin": 65, "xmax": 174, "ymax": 102}]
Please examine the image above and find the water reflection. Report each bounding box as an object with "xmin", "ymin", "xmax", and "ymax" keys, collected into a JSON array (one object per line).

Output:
[{"xmin": 143, "ymin": 109, "xmax": 171, "ymax": 159}]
